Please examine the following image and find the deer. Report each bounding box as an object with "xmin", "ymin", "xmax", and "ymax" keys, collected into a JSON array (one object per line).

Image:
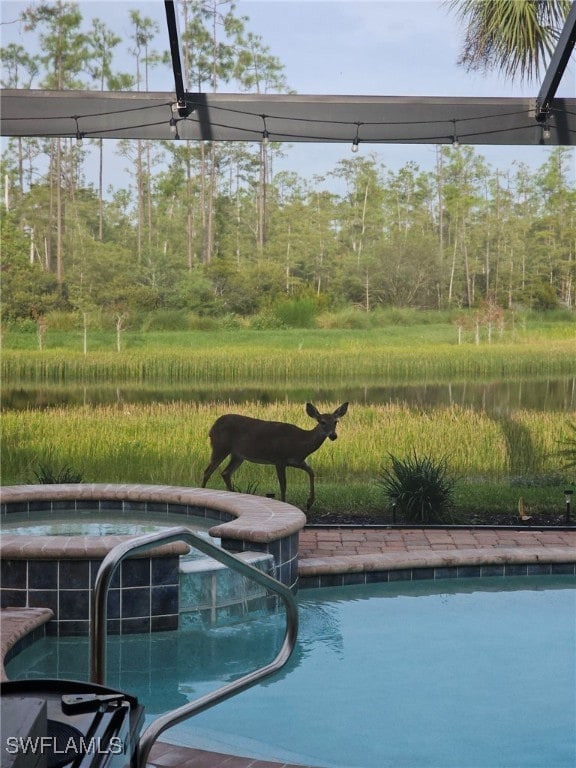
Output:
[{"xmin": 201, "ymin": 402, "xmax": 349, "ymax": 510}]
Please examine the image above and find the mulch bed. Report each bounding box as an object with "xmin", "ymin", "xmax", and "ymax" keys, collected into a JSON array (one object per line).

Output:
[{"xmin": 306, "ymin": 509, "xmax": 573, "ymax": 528}]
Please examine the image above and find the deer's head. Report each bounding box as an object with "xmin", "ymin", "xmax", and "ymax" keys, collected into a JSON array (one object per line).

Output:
[{"xmin": 306, "ymin": 402, "xmax": 349, "ymax": 441}]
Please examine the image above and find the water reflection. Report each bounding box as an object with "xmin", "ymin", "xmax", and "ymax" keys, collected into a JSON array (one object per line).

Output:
[{"xmin": 2, "ymin": 376, "xmax": 575, "ymax": 412}]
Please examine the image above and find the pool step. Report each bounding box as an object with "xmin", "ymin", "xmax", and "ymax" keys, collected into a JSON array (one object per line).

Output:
[
  {"xmin": 0, "ymin": 607, "xmax": 53, "ymax": 680},
  {"xmin": 179, "ymin": 552, "xmax": 276, "ymax": 628}
]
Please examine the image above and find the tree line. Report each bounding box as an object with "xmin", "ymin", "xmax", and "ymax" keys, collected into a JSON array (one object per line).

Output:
[{"xmin": 1, "ymin": 1, "xmax": 575, "ymax": 328}]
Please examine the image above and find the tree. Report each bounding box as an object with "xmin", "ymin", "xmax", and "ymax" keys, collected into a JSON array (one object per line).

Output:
[
  {"xmin": 373, "ymin": 231, "xmax": 440, "ymax": 308},
  {"xmin": 233, "ymin": 29, "xmax": 290, "ymax": 256},
  {"xmin": 21, "ymin": 1, "xmax": 90, "ymax": 285},
  {"xmin": 179, "ymin": 0, "xmax": 288, "ymax": 264},
  {"xmin": 529, "ymin": 148, "xmax": 576, "ymax": 308},
  {"xmin": 87, "ymin": 19, "xmax": 133, "ymax": 240},
  {"xmin": 331, "ymin": 156, "xmax": 386, "ymax": 311},
  {"xmin": 2, "ymin": 2, "xmax": 575, "ymax": 323},
  {"xmin": 126, "ymin": 10, "xmax": 167, "ymax": 264},
  {"xmin": 181, "ymin": 0, "xmax": 240, "ymax": 264},
  {"xmin": 0, "ymin": 44, "xmax": 39, "ymax": 202},
  {"xmin": 0, "ymin": 210, "xmax": 63, "ymax": 322},
  {"xmin": 437, "ymin": 146, "xmax": 489, "ymax": 306},
  {"xmin": 446, "ymin": 0, "xmax": 572, "ymax": 82}
]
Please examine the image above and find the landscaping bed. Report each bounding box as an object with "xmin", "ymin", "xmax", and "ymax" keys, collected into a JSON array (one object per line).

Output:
[{"xmin": 306, "ymin": 508, "xmax": 573, "ymax": 528}]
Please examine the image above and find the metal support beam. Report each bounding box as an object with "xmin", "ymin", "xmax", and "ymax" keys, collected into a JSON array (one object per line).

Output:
[
  {"xmin": 3, "ymin": 90, "xmax": 576, "ymax": 144},
  {"xmin": 164, "ymin": 0, "xmax": 192, "ymax": 117},
  {"xmin": 535, "ymin": 1, "xmax": 576, "ymax": 122}
]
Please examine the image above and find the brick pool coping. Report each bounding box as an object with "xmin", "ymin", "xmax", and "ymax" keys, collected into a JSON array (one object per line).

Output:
[{"xmin": 0, "ymin": 533, "xmax": 189, "ymax": 560}]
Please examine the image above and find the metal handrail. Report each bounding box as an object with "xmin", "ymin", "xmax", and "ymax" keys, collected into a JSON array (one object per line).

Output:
[{"xmin": 90, "ymin": 526, "xmax": 299, "ymax": 767}]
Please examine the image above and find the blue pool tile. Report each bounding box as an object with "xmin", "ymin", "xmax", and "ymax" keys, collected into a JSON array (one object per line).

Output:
[
  {"xmin": 121, "ymin": 587, "xmax": 151, "ymax": 618},
  {"xmin": 59, "ymin": 589, "xmax": 90, "ymax": 621},
  {"xmin": 551, "ymin": 563, "xmax": 575, "ymax": 575},
  {"xmin": 505, "ymin": 564, "xmax": 528, "ymax": 576},
  {"xmin": 151, "ymin": 557, "xmax": 179, "ymax": 586},
  {"xmin": 434, "ymin": 567, "xmax": 458, "ymax": 579},
  {"xmin": 366, "ymin": 570, "xmax": 389, "ymax": 584},
  {"xmin": 58, "ymin": 620, "xmax": 90, "ymax": 637},
  {"xmin": 457, "ymin": 566, "xmax": 482, "ymax": 579},
  {"xmin": 59, "ymin": 560, "xmax": 90, "ymax": 589},
  {"xmin": 146, "ymin": 502, "xmax": 168, "ymax": 514},
  {"xmin": 29, "ymin": 560, "xmax": 58, "ymax": 589},
  {"xmin": 76, "ymin": 500, "xmax": 96, "ymax": 511},
  {"xmin": 1, "ymin": 560, "xmax": 27, "ymax": 588},
  {"xmin": 1, "ymin": 589, "xmax": 26, "ymax": 608},
  {"xmin": 107, "ymin": 588, "xmax": 121, "ymax": 619},
  {"xmin": 341, "ymin": 573, "xmax": 367, "ymax": 586},
  {"xmin": 481, "ymin": 565, "xmax": 505, "ymax": 577},
  {"xmin": 28, "ymin": 502, "xmax": 51, "ymax": 513},
  {"xmin": 121, "ymin": 559, "xmax": 151, "ymax": 587},
  {"xmin": 151, "ymin": 614, "xmax": 178, "ymax": 632},
  {"xmin": 28, "ymin": 590, "xmax": 58, "ymax": 614},
  {"xmin": 388, "ymin": 569, "xmax": 413, "ymax": 582},
  {"xmin": 318, "ymin": 573, "xmax": 344, "ymax": 588},
  {"xmin": 412, "ymin": 568, "xmax": 435, "ymax": 580},
  {"xmin": 527, "ymin": 563, "xmax": 552, "ymax": 576},
  {"xmin": 121, "ymin": 617, "xmax": 150, "ymax": 634},
  {"xmin": 298, "ymin": 575, "xmax": 321, "ymax": 589}
]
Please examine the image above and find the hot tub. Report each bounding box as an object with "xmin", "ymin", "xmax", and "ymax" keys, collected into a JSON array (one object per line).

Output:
[{"xmin": 0, "ymin": 484, "xmax": 307, "ymax": 635}]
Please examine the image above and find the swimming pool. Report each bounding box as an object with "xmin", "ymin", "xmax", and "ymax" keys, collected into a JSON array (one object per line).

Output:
[{"xmin": 7, "ymin": 576, "xmax": 576, "ymax": 768}]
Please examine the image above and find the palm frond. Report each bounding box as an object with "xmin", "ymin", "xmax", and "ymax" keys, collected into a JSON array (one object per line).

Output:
[{"xmin": 445, "ymin": 0, "xmax": 571, "ymax": 82}]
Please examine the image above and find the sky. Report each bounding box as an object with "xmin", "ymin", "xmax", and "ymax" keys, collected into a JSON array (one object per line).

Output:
[{"xmin": 1, "ymin": 0, "xmax": 575, "ymax": 190}]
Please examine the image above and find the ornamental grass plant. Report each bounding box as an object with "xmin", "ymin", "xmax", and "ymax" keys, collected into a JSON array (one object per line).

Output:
[{"xmin": 378, "ymin": 452, "xmax": 457, "ymax": 525}]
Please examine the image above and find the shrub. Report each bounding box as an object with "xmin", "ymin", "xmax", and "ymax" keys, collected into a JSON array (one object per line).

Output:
[
  {"xmin": 316, "ymin": 308, "xmax": 373, "ymax": 329},
  {"xmin": 555, "ymin": 421, "xmax": 576, "ymax": 472},
  {"xmin": 249, "ymin": 311, "xmax": 285, "ymax": 330},
  {"xmin": 45, "ymin": 311, "xmax": 81, "ymax": 331},
  {"xmin": 187, "ymin": 314, "xmax": 221, "ymax": 331},
  {"xmin": 220, "ymin": 313, "xmax": 244, "ymax": 330},
  {"xmin": 33, "ymin": 463, "xmax": 83, "ymax": 484},
  {"xmin": 141, "ymin": 310, "xmax": 192, "ymax": 332},
  {"xmin": 272, "ymin": 297, "xmax": 317, "ymax": 328},
  {"xmin": 378, "ymin": 452, "xmax": 456, "ymax": 524}
]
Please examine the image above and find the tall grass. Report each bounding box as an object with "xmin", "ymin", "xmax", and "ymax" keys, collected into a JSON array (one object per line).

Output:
[
  {"xmin": 2, "ymin": 337, "xmax": 574, "ymax": 385},
  {"xmin": 2, "ymin": 403, "xmax": 571, "ymax": 512}
]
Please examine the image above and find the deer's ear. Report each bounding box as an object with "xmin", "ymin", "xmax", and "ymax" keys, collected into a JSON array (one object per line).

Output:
[
  {"xmin": 334, "ymin": 402, "xmax": 349, "ymax": 418},
  {"xmin": 306, "ymin": 403, "xmax": 320, "ymax": 419}
]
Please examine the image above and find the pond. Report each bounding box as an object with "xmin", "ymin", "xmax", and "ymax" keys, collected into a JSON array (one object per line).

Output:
[{"xmin": 2, "ymin": 376, "xmax": 575, "ymax": 412}]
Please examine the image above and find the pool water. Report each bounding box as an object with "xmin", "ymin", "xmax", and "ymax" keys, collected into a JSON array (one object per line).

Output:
[
  {"xmin": 7, "ymin": 576, "xmax": 576, "ymax": 768},
  {"xmin": 1, "ymin": 511, "xmax": 217, "ymax": 540}
]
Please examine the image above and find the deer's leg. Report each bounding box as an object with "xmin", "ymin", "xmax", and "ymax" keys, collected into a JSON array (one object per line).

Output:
[
  {"xmin": 221, "ymin": 454, "xmax": 244, "ymax": 492},
  {"xmin": 297, "ymin": 461, "xmax": 315, "ymax": 510},
  {"xmin": 201, "ymin": 450, "xmax": 229, "ymax": 488},
  {"xmin": 275, "ymin": 464, "xmax": 287, "ymax": 501}
]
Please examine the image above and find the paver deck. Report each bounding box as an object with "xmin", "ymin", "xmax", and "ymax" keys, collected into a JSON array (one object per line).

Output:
[
  {"xmin": 299, "ymin": 525, "xmax": 576, "ymax": 560},
  {"xmin": 297, "ymin": 526, "xmax": 576, "ymax": 585},
  {"xmin": 147, "ymin": 741, "xmax": 316, "ymax": 767}
]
